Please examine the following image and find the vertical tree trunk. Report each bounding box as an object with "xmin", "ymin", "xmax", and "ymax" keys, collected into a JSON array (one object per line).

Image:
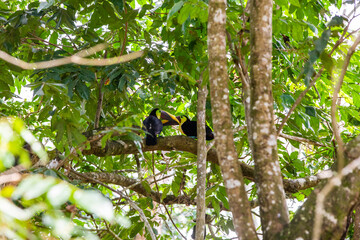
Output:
[
  {"xmin": 195, "ymin": 74, "xmax": 208, "ymax": 240},
  {"xmin": 208, "ymin": 0, "xmax": 258, "ymax": 238},
  {"xmin": 249, "ymin": 0, "xmax": 289, "ymax": 238}
]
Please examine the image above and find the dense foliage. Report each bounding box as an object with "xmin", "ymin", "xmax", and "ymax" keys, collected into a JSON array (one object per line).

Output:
[{"xmin": 1, "ymin": 0, "xmax": 360, "ymax": 239}]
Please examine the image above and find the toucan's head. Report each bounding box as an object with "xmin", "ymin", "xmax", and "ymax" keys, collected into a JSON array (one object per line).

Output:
[
  {"xmin": 149, "ymin": 108, "xmax": 161, "ymax": 118},
  {"xmin": 179, "ymin": 115, "xmax": 190, "ymax": 124}
]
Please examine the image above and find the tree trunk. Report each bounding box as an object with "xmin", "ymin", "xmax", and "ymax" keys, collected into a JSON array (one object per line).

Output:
[
  {"xmin": 195, "ymin": 73, "xmax": 208, "ymax": 240},
  {"xmin": 208, "ymin": 0, "xmax": 258, "ymax": 238},
  {"xmin": 249, "ymin": 0, "xmax": 289, "ymax": 238}
]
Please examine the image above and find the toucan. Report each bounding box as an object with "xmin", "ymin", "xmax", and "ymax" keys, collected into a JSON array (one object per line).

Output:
[
  {"xmin": 143, "ymin": 108, "xmax": 180, "ymax": 145},
  {"xmin": 179, "ymin": 116, "xmax": 214, "ymax": 140}
]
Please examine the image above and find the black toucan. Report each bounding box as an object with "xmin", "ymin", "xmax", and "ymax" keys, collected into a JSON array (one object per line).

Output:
[
  {"xmin": 143, "ymin": 108, "xmax": 180, "ymax": 145},
  {"xmin": 179, "ymin": 116, "xmax": 214, "ymax": 140}
]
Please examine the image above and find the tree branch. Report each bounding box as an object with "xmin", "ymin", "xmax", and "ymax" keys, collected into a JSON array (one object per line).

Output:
[
  {"xmin": 278, "ymin": 135, "xmax": 360, "ymax": 239},
  {"xmin": 67, "ymin": 170, "xmax": 237, "ymax": 210},
  {"xmin": 279, "ymin": 133, "xmax": 327, "ymax": 147},
  {"xmin": 331, "ymin": 34, "xmax": 360, "ymax": 171},
  {"xmin": 69, "ymin": 169, "xmax": 157, "ymax": 240},
  {"xmin": 0, "ymin": 44, "xmax": 144, "ymax": 70},
  {"xmin": 79, "ymin": 134, "xmax": 330, "ymax": 193}
]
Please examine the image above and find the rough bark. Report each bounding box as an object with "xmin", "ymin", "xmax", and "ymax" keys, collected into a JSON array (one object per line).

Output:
[
  {"xmin": 277, "ymin": 135, "xmax": 360, "ymax": 239},
  {"xmin": 195, "ymin": 78, "xmax": 208, "ymax": 239},
  {"xmin": 208, "ymin": 0, "xmax": 258, "ymax": 238},
  {"xmin": 79, "ymin": 135, "xmax": 328, "ymax": 193},
  {"xmin": 249, "ymin": 0, "xmax": 289, "ymax": 238},
  {"xmin": 354, "ymin": 203, "xmax": 360, "ymax": 240}
]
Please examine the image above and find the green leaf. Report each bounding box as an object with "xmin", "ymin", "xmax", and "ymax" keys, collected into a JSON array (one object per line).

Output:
[
  {"xmin": 161, "ymin": 186, "xmax": 170, "ymax": 201},
  {"xmin": 171, "ymin": 176, "xmax": 181, "ymax": 197},
  {"xmin": 336, "ymin": 0, "xmax": 342, "ymax": 9},
  {"xmin": 289, "ymin": 0, "xmax": 300, "ymax": 7},
  {"xmin": 353, "ymin": 94, "xmax": 360, "ymax": 107},
  {"xmin": 144, "ymin": 30, "xmax": 151, "ymax": 44},
  {"xmin": 211, "ymin": 197, "xmax": 220, "ymax": 216},
  {"xmin": 79, "ymin": 68, "xmax": 96, "ymax": 82},
  {"xmin": 216, "ymin": 190, "xmax": 229, "ymax": 210},
  {"xmin": 280, "ymin": 93, "xmax": 295, "ymax": 107},
  {"xmin": 167, "ymin": 1, "xmax": 184, "ymax": 20},
  {"xmin": 177, "ymin": 4, "xmax": 191, "ymax": 24},
  {"xmin": 315, "ymin": 29, "xmax": 331, "ymax": 53},
  {"xmin": 49, "ymin": 31, "xmax": 58, "ymax": 45},
  {"xmin": 38, "ymin": 105, "xmax": 53, "ymax": 121},
  {"xmin": 54, "ymin": 118, "xmax": 65, "ymax": 143},
  {"xmin": 141, "ymin": 181, "xmax": 152, "ymax": 193},
  {"xmin": 305, "ymin": 21, "xmax": 318, "ymax": 34},
  {"xmin": 130, "ymin": 222, "xmax": 144, "ymax": 238},
  {"xmin": 348, "ymin": 109, "xmax": 360, "ymax": 121},
  {"xmin": 38, "ymin": 0, "xmax": 55, "ymax": 12},
  {"xmin": 47, "ymin": 183, "xmax": 72, "ymax": 207},
  {"xmin": 75, "ymin": 81, "xmax": 90, "ymax": 100},
  {"xmin": 100, "ymin": 132, "xmax": 113, "ymax": 148},
  {"xmin": 292, "ymin": 24, "xmax": 302, "ymax": 41},
  {"xmin": 73, "ymin": 190, "xmax": 114, "ymax": 221},
  {"xmin": 71, "ymin": 128, "xmax": 87, "ymax": 145},
  {"xmin": 13, "ymin": 175, "xmax": 56, "ymax": 200},
  {"xmin": 320, "ymin": 51, "xmax": 334, "ymax": 74},
  {"xmin": 109, "ymin": 0, "xmax": 124, "ymax": 13},
  {"xmin": 327, "ymin": 16, "xmax": 343, "ymax": 27},
  {"xmin": 305, "ymin": 106, "xmax": 316, "ymax": 117},
  {"xmin": 0, "ymin": 69, "xmax": 14, "ymax": 86}
]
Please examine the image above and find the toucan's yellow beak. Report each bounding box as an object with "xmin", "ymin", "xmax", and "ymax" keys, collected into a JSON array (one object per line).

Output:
[{"xmin": 160, "ymin": 111, "xmax": 180, "ymax": 126}]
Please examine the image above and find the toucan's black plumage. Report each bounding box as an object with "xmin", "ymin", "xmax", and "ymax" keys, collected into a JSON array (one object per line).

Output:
[
  {"xmin": 179, "ymin": 116, "xmax": 214, "ymax": 140},
  {"xmin": 143, "ymin": 108, "xmax": 180, "ymax": 145},
  {"xmin": 143, "ymin": 109, "xmax": 163, "ymax": 146}
]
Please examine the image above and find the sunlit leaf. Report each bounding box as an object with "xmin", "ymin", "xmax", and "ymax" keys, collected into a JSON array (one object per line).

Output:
[{"xmin": 73, "ymin": 190, "xmax": 114, "ymax": 222}]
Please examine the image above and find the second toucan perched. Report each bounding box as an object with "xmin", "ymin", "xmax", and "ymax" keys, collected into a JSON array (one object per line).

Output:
[
  {"xmin": 143, "ymin": 108, "xmax": 180, "ymax": 145},
  {"xmin": 179, "ymin": 116, "xmax": 214, "ymax": 140}
]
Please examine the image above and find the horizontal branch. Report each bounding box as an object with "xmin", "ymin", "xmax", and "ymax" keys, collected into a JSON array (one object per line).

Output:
[
  {"xmin": 67, "ymin": 170, "xmax": 243, "ymax": 210},
  {"xmin": 82, "ymin": 135, "xmax": 327, "ymax": 193}
]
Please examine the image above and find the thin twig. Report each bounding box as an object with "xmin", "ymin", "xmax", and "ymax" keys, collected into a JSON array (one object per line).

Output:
[
  {"xmin": 277, "ymin": 21, "xmax": 355, "ymax": 135},
  {"xmin": 151, "ymin": 153, "xmax": 187, "ymax": 239},
  {"xmin": 59, "ymin": 27, "xmax": 78, "ymax": 50},
  {"xmin": 104, "ymin": 220, "xmax": 122, "ymax": 240},
  {"xmin": 331, "ymin": 33, "xmax": 360, "ymax": 171},
  {"xmin": 163, "ymin": 205, "xmax": 187, "ymax": 239},
  {"xmin": 94, "ymin": 75, "xmax": 104, "ymax": 129},
  {"xmin": 94, "ymin": 50, "xmax": 108, "ymax": 129},
  {"xmin": 28, "ymin": 33, "xmax": 69, "ymax": 52},
  {"xmin": 69, "ymin": 169, "xmax": 157, "ymax": 240},
  {"xmin": 120, "ymin": 1, "xmax": 128, "ymax": 56},
  {"xmin": 279, "ymin": 132, "xmax": 327, "ymax": 147}
]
